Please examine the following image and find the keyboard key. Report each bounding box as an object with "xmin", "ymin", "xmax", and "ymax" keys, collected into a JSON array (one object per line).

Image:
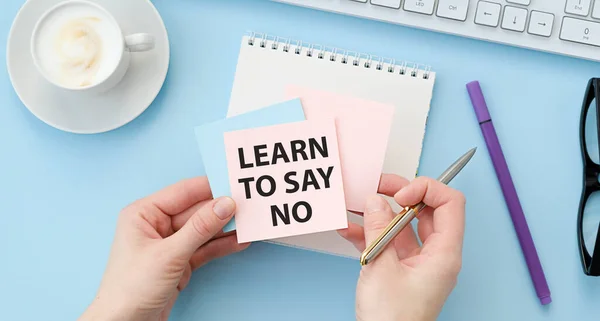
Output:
[
  {"xmin": 506, "ymin": 0, "xmax": 530, "ymax": 5},
  {"xmin": 501, "ymin": 6, "xmax": 527, "ymax": 32},
  {"xmin": 560, "ymin": 16, "xmax": 600, "ymax": 47},
  {"xmin": 437, "ymin": 0, "xmax": 469, "ymax": 21},
  {"xmin": 371, "ymin": 0, "xmax": 402, "ymax": 8},
  {"xmin": 403, "ymin": 0, "xmax": 435, "ymax": 15},
  {"xmin": 565, "ymin": 0, "xmax": 591, "ymax": 16},
  {"xmin": 593, "ymin": 0, "xmax": 600, "ymax": 19},
  {"xmin": 475, "ymin": 1, "xmax": 501, "ymax": 27},
  {"xmin": 528, "ymin": 11, "xmax": 554, "ymax": 37}
]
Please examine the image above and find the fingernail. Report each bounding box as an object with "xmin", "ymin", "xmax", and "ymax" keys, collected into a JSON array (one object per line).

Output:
[
  {"xmin": 213, "ymin": 197, "xmax": 235, "ymax": 220},
  {"xmin": 365, "ymin": 195, "xmax": 386, "ymax": 213}
]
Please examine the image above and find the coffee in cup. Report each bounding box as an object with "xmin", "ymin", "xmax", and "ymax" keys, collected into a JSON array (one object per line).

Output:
[{"xmin": 31, "ymin": 0, "xmax": 155, "ymax": 93}]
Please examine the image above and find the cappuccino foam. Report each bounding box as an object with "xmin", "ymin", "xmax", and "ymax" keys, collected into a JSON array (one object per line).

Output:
[{"xmin": 34, "ymin": 3, "xmax": 122, "ymax": 88}]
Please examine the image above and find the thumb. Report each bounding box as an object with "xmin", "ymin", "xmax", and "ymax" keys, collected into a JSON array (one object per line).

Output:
[
  {"xmin": 364, "ymin": 195, "xmax": 395, "ymax": 244},
  {"xmin": 167, "ymin": 196, "xmax": 236, "ymax": 258},
  {"xmin": 363, "ymin": 195, "xmax": 396, "ymax": 262}
]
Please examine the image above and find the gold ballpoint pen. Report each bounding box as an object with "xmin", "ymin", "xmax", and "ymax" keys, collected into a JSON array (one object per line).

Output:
[{"xmin": 360, "ymin": 147, "xmax": 477, "ymax": 266}]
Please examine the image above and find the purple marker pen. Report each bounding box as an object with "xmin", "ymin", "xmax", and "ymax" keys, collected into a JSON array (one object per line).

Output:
[{"xmin": 466, "ymin": 80, "xmax": 551, "ymax": 305}]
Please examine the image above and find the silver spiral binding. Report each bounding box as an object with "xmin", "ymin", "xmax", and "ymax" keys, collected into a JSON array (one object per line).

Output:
[{"xmin": 246, "ymin": 32, "xmax": 432, "ymax": 80}]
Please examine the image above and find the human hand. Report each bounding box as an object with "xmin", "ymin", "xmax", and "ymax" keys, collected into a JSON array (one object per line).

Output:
[
  {"xmin": 79, "ymin": 177, "xmax": 250, "ymax": 321},
  {"xmin": 338, "ymin": 174, "xmax": 466, "ymax": 321}
]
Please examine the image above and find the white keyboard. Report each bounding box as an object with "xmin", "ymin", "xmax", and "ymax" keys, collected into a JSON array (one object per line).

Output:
[{"xmin": 274, "ymin": 0, "xmax": 600, "ymax": 62}]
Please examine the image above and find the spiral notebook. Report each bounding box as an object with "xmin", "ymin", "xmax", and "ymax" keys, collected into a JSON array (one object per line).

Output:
[{"xmin": 226, "ymin": 32, "xmax": 436, "ymax": 259}]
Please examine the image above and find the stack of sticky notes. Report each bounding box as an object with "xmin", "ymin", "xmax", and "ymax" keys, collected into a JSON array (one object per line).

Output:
[{"xmin": 195, "ymin": 86, "xmax": 394, "ymax": 244}]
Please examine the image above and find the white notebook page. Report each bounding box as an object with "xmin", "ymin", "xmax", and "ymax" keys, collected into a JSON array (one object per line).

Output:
[{"xmin": 227, "ymin": 35, "xmax": 436, "ymax": 259}]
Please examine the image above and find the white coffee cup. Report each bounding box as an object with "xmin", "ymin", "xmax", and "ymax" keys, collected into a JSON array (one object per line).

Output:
[{"xmin": 30, "ymin": 0, "xmax": 155, "ymax": 94}]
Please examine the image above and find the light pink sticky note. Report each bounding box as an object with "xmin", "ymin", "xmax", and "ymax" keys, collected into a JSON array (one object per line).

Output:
[
  {"xmin": 285, "ymin": 85, "xmax": 395, "ymax": 213},
  {"xmin": 224, "ymin": 119, "xmax": 348, "ymax": 243}
]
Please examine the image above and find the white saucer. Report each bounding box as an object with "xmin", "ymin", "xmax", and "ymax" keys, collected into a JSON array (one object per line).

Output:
[{"xmin": 6, "ymin": 0, "xmax": 170, "ymax": 134}]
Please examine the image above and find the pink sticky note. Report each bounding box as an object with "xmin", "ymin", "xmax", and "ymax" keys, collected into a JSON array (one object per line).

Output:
[
  {"xmin": 285, "ymin": 85, "xmax": 395, "ymax": 213},
  {"xmin": 224, "ymin": 119, "xmax": 348, "ymax": 243}
]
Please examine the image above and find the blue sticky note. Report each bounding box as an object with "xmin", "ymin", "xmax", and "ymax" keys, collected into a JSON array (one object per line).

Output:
[{"xmin": 194, "ymin": 99, "xmax": 306, "ymax": 232}]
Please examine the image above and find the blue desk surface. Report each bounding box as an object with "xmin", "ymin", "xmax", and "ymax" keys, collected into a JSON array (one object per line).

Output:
[{"xmin": 2, "ymin": 0, "xmax": 600, "ymax": 320}]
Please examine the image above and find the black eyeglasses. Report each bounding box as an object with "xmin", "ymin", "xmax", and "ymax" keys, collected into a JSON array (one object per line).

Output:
[{"xmin": 578, "ymin": 78, "xmax": 600, "ymax": 276}]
